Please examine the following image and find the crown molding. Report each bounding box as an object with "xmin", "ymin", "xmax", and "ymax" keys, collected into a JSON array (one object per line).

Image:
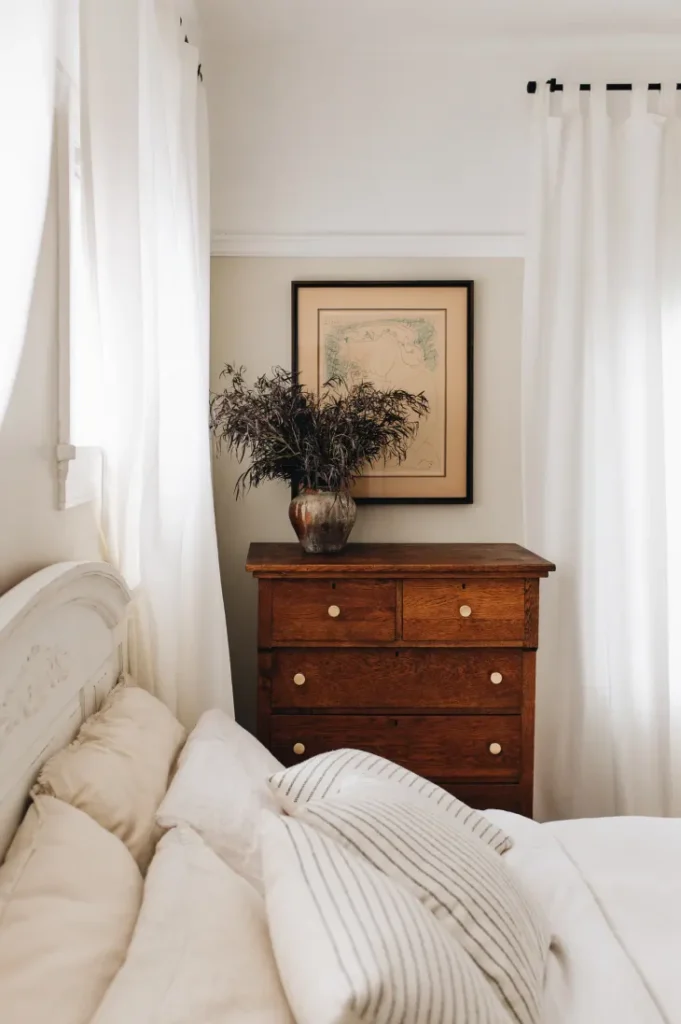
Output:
[{"xmin": 210, "ymin": 232, "xmax": 525, "ymax": 259}]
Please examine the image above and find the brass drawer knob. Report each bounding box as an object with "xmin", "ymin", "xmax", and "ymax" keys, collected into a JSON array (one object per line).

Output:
[
  {"xmin": 489, "ymin": 742, "xmax": 502, "ymax": 756},
  {"xmin": 293, "ymin": 672, "xmax": 306, "ymax": 686},
  {"xmin": 490, "ymin": 672, "xmax": 503, "ymax": 685},
  {"xmin": 293, "ymin": 742, "xmax": 306, "ymax": 756},
  {"xmin": 459, "ymin": 604, "xmax": 472, "ymax": 618},
  {"xmin": 328, "ymin": 605, "xmax": 341, "ymax": 618}
]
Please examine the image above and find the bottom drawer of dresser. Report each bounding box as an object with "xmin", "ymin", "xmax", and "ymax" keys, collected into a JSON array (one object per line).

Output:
[
  {"xmin": 437, "ymin": 783, "xmax": 528, "ymax": 815},
  {"xmin": 269, "ymin": 714, "xmax": 521, "ymax": 782}
]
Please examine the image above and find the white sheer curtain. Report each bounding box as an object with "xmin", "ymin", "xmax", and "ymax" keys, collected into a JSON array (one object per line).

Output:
[
  {"xmin": 523, "ymin": 83, "xmax": 681, "ymax": 820},
  {"xmin": 80, "ymin": 0, "xmax": 233, "ymax": 725},
  {"xmin": 0, "ymin": 1, "xmax": 56, "ymax": 426}
]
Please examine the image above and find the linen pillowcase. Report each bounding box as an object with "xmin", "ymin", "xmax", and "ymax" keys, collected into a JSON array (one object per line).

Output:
[
  {"xmin": 296, "ymin": 780, "xmax": 550, "ymax": 1024},
  {"xmin": 0, "ymin": 795, "xmax": 142, "ymax": 1024},
  {"xmin": 34, "ymin": 681, "xmax": 186, "ymax": 870},
  {"xmin": 268, "ymin": 747, "xmax": 512, "ymax": 854},
  {"xmin": 156, "ymin": 709, "xmax": 284, "ymax": 891},
  {"xmin": 260, "ymin": 811, "xmax": 511, "ymax": 1024},
  {"xmin": 93, "ymin": 826, "xmax": 293, "ymax": 1024}
]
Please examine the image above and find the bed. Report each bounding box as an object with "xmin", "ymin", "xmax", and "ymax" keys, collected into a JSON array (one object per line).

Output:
[{"xmin": 0, "ymin": 560, "xmax": 678, "ymax": 1024}]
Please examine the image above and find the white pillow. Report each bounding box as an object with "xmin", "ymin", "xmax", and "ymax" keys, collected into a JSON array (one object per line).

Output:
[
  {"xmin": 93, "ymin": 826, "xmax": 293, "ymax": 1024},
  {"xmin": 156, "ymin": 709, "xmax": 283, "ymax": 890},
  {"xmin": 34, "ymin": 681, "xmax": 186, "ymax": 870},
  {"xmin": 0, "ymin": 795, "xmax": 142, "ymax": 1024},
  {"xmin": 260, "ymin": 811, "xmax": 511, "ymax": 1024},
  {"xmin": 268, "ymin": 747, "xmax": 512, "ymax": 854},
  {"xmin": 297, "ymin": 780, "xmax": 549, "ymax": 1024}
]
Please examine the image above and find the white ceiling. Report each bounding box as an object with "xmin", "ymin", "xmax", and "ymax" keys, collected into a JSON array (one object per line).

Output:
[{"xmin": 197, "ymin": 0, "xmax": 681, "ymax": 46}]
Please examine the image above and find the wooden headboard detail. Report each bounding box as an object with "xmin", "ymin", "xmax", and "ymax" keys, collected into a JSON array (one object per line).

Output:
[{"xmin": 0, "ymin": 561, "xmax": 131, "ymax": 861}]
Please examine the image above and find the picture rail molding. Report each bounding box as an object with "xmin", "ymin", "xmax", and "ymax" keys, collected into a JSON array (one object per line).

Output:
[{"xmin": 210, "ymin": 232, "xmax": 525, "ymax": 259}]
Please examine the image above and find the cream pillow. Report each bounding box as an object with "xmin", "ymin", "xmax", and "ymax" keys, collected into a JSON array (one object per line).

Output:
[
  {"xmin": 268, "ymin": 747, "xmax": 513, "ymax": 854},
  {"xmin": 297, "ymin": 779, "xmax": 550, "ymax": 1024},
  {"xmin": 94, "ymin": 826, "xmax": 294, "ymax": 1024},
  {"xmin": 156, "ymin": 709, "xmax": 283, "ymax": 891},
  {"xmin": 35, "ymin": 682, "xmax": 186, "ymax": 869},
  {"xmin": 261, "ymin": 811, "xmax": 510, "ymax": 1024},
  {"xmin": 0, "ymin": 795, "xmax": 142, "ymax": 1024}
]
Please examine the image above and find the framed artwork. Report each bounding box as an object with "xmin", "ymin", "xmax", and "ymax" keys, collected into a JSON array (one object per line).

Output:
[{"xmin": 292, "ymin": 280, "xmax": 474, "ymax": 504}]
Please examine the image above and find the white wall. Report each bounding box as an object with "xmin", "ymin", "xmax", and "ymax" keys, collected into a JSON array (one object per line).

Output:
[
  {"xmin": 211, "ymin": 256, "xmax": 523, "ymax": 726},
  {"xmin": 204, "ymin": 36, "xmax": 681, "ymax": 244},
  {"xmin": 0, "ymin": 162, "xmax": 100, "ymax": 596}
]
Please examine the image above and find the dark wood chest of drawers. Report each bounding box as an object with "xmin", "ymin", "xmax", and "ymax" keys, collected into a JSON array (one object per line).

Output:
[{"xmin": 246, "ymin": 542, "xmax": 554, "ymax": 816}]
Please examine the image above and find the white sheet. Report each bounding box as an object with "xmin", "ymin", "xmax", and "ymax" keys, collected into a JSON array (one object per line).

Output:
[
  {"xmin": 546, "ymin": 816, "xmax": 681, "ymax": 1024},
  {"xmin": 485, "ymin": 811, "xmax": 671, "ymax": 1024}
]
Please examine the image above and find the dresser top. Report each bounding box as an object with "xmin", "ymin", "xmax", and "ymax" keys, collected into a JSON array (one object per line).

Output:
[{"xmin": 246, "ymin": 542, "xmax": 555, "ymax": 578}]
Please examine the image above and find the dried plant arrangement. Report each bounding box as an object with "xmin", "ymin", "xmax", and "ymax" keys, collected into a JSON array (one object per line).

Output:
[
  {"xmin": 210, "ymin": 364, "xmax": 429, "ymax": 495},
  {"xmin": 210, "ymin": 364, "xmax": 428, "ymax": 552}
]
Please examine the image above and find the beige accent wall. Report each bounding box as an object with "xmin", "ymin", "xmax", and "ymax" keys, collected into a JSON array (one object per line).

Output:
[
  {"xmin": 0, "ymin": 162, "xmax": 100, "ymax": 597},
  {"xmin": 210, "ymin": 257, "xmax": 524, "ymax": 728}
]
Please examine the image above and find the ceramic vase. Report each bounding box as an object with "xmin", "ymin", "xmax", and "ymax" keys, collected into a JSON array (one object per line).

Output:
[{"xmin": 288, "ymin": 490, "xmax": 357, "ymax": 554}]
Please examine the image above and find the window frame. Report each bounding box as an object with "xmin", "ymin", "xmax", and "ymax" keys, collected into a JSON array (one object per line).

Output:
[{"xmin": 55, "ymin": 55, "xmax": 101, "ymax": 511}]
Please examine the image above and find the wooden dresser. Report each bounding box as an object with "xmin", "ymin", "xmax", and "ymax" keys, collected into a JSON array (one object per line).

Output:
[{"xmin": 246, "ymin": 543, "xmax": 554, "ymax": 816}]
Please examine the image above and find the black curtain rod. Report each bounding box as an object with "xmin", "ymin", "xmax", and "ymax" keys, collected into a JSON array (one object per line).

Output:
[{"xmin": 527, "ymin": 79, "xmax": 681, "ymax": 94}]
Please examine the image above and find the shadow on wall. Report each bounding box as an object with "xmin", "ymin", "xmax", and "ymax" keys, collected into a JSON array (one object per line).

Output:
[{"xmin": 210, "ymin": 256, "xmax": 524, "ymax": 732}]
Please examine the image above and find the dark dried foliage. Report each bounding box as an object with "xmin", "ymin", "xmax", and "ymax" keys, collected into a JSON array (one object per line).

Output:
[{"xmin": 210, "ymin": 365, "xmax": 429, "ymax": 496}]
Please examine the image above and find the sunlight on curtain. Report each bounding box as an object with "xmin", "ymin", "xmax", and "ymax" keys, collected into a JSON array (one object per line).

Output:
[
  {"xmin": 80, "ymin": 0, "xmax": 233, "ymax": 726},
  {"xmin": 523, "ymin": 84, "xmax": 681, "ymax": 819},
  {"xmin": 0, "ymin": 1, "xmax": 56, "ymax": 427}
]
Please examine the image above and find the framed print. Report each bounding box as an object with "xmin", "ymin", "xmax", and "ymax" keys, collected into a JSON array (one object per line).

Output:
[{"xmin": 292, "ymin": 280, "xmax": 473, "ymax": 504}]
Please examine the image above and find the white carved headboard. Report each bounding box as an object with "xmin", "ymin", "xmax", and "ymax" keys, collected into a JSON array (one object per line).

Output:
[{"xmin": 0, "ymin": 561, "xmax": 131, "ymax": 861}]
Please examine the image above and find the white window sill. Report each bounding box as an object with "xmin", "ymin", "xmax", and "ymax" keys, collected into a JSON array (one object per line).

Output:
[{"xmin": 56, "ymin": 444, "xmax": 102, "ymax": 509}]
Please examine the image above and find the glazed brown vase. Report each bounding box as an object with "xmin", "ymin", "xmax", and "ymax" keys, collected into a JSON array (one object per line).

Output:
[{"xmin": 288, "ymin": 490, "xmax": 357, "ymax": 554}]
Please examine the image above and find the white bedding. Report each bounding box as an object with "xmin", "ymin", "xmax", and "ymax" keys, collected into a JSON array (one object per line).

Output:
[
  {"xmin": 486, "ymin": 811, "xmax": 680, "ymax": 1024},
  {"xmin": 546, "ymin": 816, "xmax": 681, "ymax": 1024}
]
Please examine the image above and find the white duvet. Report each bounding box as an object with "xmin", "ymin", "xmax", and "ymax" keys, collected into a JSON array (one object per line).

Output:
[{"xmin": 486, "ymin": 811, "xmax": 681, "ymax": 1024}]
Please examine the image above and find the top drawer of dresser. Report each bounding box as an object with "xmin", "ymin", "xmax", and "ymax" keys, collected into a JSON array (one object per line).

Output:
[
  {"xmin": 271, "ymin": 580, "xmax": 397, "ymax": 643},
  {"xmin": 403, "ymin": 579, "xmax": 525, "ymax": 642}
]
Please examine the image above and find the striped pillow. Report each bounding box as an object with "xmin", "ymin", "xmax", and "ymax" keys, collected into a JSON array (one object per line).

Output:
[
  {"xmin": 260, "ymin": 811, "xmax": 511, "ymax": 1024},
  {"xmin": 268, "ymin": 748, "xmax": 512, "ymax": 854},
  {"xmin": 296, "ymin": 783, "xmax": 549, "ymax": 1024}
]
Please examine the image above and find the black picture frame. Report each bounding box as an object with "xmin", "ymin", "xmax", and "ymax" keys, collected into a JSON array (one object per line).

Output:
[{"xmin": 291, "ymin": 280, "xmax": 474, "ymax": 505}]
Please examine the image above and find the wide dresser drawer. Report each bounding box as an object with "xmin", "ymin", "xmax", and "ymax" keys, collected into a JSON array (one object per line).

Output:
[
  {"xmin": 403, "ymin": 579, "xmax": 525, "ymax": 642},
  {"xmin": 270, "ymin": 580, "xmax": 396, "ymax": 643},
  {"xmin": 270, "ymin": 648, "xmax": 523, "ymax": 711},
  {"xmin": 270, "ymin": 714, "xmax": 521, "ymax": 782}
]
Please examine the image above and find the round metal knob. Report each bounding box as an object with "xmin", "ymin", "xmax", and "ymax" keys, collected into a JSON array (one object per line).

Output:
[
  {"xmin": 459, "ymin": 605, "xmax": 472, "ymax": 618},
  {"xmin": 293, "ymin": 673, "xmax": 306, "ymax": 686},
  {"xmin": 293, "ymin": 742, "xmax": 306, "ymax": 756},
  {"xmin": 489, "ymin": 742, "xmax": 502, "ymax": 756},
  {"xmin": 328, "ymin": 605, "xmax": 341, "ymax": 618},
  {"xmin": 490, "ymin": 672, "xmax": 503, "ymax": 685}
]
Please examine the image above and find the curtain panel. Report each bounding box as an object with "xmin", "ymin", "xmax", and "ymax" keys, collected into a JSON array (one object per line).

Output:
[
  {"xmin": 80, "ymin": 0, "xmax": 233, "ymax": 725},
  {"xmin": 523, "ymin": 83, "xmax": 681, "ymax": 820},
  {"xmin": 0, "ymin": 1, "xmax": 56, "ymax": 427}
]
